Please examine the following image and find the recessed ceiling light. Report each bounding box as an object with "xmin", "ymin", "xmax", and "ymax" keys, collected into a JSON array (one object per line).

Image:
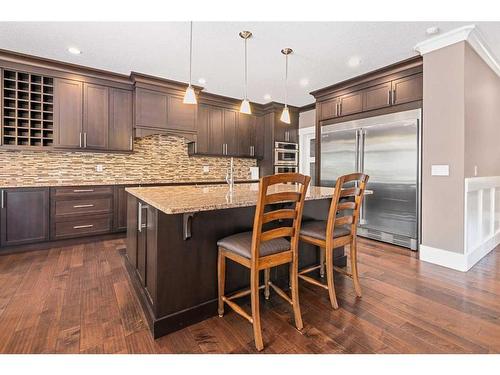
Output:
[
  {"xmin": 263, "ymin": 94, "xmax": 272, "ymax": 101},
  {"xmin": 347, "ymin": 56, "xmax": 361, "ymax": 68},
  {"xmin": 68, "ymin": 47, "xmax": 82, "ymax": 55},
  {"xmin": 198, "ymin": 78, "xmax": 206, "ymax": 85},
  {"xmin": 426, "ymin": 26, "xmax": 440, "ymax": 35},
  {"xmin": 299, "ymin": 78, "xmax": 309, "ymax": 87}
]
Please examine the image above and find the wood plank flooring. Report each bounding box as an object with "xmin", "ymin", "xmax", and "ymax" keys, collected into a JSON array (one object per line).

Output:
[{"xmin": 0, "ymin": 237, "xmax": 499, "ymax": 353}]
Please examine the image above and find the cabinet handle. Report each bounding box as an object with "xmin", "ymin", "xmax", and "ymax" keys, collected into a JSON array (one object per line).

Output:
[
  {"xmin": 338, "ymin": 102, "xmax": 342, "ymax": 116},
  {"xmin": 129, "ymin": 136, "xmax": 133, "ymax": 151},
  {"xmin": 138, "ymin": 202, "xmax": 149, "ymax": 232},
  {"xmin": 84, "ymin": 132, "xmax": 87, "ymax": 148},
  {"xmin": 392, "ymin": 89, "xmax": 396, "ymax": 104},
  {"xmin": 222, "ymin": 144, "xmax": 225, "ymax": 155},
  {"xmin": 73, "ymin": 224, "xmax": 93, "ymax": 229},
  {"xmin": 73, "ymin": 189, "xmax": 94, "ymax": 193},
  {"xmin": 1, "ymin": 190, "xmax": 4, "ymax": 209},
  {"xmin": 79, "ymin": 132, "xmax": 82, "ymax": 148},
  {"xmin": 73, "ymin": 204, "xmax": 94, "ymax": 208}
]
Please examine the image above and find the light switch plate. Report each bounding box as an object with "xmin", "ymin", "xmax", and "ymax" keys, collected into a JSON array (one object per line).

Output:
[
  {"xmin": 431, "ymin": 164, "xmax": 449, "ymax": 176},
  {"xmin": 96, "ymin": 164, "xmax": 104, "ymax": 172},
  {"xmin": 203, "ymin": 166, "xmax": 210, "ymax": 173}
]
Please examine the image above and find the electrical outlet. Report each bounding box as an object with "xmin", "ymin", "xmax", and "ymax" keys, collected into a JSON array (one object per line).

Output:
[
  {"xmin": 203, "ymin": 166, "xmax": 210, "ymax": 173},
  {"xmin": 96, "ymin": 164, "xmax": 104, "ymax": 172}
]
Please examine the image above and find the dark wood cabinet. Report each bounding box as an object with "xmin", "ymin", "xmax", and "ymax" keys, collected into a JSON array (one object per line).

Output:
[
  {"xmin": 167, "ymin": 95, "xmax": 196, "ymax": 132},
  {"xmin": 339, "ymin": 91, "xmax": 363, "ymax": 117},
  {"xmin": 83, "ymin": 83, "xmax": 109, "ymax": 150},
  {"xmin": 237, "ymin": 113, "xmax": 256, "ymax": 157},
  {"xmin": 195, "ymin": 104, "xmax": 210, "ymax": 154},
  {"xmin": 109, "ymin": 88, "xmax": 133, "ymax": 151},
  {"xmin": 208, "ymin": 107, "xmax": 224, "ymax": 155},
  {"xmin": 0, "ymin": 188, "xmax": 50, "ymax": 247},
  {"xmin": 54, "ymin": 78, "xmax": 83, "ymax": 149},
  {"xmin": 224, "ymin": 109, "xmax": 238, "ymax": 155},
  {"xmin": 363, "ymin": 82, "xmax": 392, "ymax": 112},
  {"xmin": 254, "ymin": 115, "xmax": 265, "ymax": 159},
  {"xmin": 114, "ymin": 185, "xmax": 139, "ymax": 231},
  {"xmin": 135, "ymin": 88, "xmax": 168, "ymax": 129},
  {"xmin": 319, "ymin": 99, "xmax": 338, "ymax": 121},
  {"xmin": 392, "ymin": 73, "xmax": 423, "ymax": 105}
]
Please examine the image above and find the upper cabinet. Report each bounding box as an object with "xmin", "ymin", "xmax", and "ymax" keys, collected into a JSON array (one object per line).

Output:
[
  {"xmin": 54, "ymin": 79, "xmax": 133, "ymax": 152},
  {"xmin": 314, "ymin": 57, "xmax": 423, "ymax": 122},
  {"xmin": 237, "ymin": 112, "xmax": 256, "ymax": 157},
  {"xmin": 135, "ymin": 88, "xmax": 168, "ymax": 129}
]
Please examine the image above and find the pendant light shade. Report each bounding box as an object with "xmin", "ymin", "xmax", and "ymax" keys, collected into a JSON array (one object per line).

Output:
[
  {"xmin": 280, "ymin": 48, "xmax": 293, "ymax": 124},
  {"xmin": 239, "ymin": 31, "xmax": 252, "ymax": 114},
  {"xmin": 280, "ymin": 106, "xmax": 291, "ymax": 124},
  {"xmin": 183, "ymin": 21, "xmax": 197, "ymax": 105}
]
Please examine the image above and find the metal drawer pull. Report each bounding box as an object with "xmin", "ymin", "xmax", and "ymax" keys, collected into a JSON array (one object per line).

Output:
[
  {"xmin": 73, "ymin": 204, "xmax": 95, "ymax": 208},
  {"xmin": 73, "ymin": 224, "xmax": 94, "ymax": 229},
  {"xmin": 73, "ymin": 189, "xmax": 94, "ymax": 193}
]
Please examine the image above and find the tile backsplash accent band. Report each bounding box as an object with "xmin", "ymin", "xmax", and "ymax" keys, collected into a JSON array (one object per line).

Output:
[{"xmin": 0, "ymin": 135, "xmax": 257, "ymax": 187}]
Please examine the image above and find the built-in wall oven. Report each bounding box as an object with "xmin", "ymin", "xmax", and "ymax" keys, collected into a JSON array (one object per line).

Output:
[
  {"xmin": 274, "ymin": 165, "xmax": 298, "ymax": 174},
  {"xmin": 274, "ymin": 142, "xmax": 299, "ymax": 165}
]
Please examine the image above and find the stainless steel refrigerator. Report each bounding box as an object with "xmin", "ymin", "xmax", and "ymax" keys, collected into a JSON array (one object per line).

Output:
[{"xmin": 320, "ymin": 109, "xmax": 421, "ymax": 250}]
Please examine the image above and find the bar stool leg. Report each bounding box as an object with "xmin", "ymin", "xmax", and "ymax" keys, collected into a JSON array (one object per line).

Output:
[
  {"xmin": 290, "ymin": 259, "xmax": 304, "ymax": 330},
  {"xmin": 319, "ymin": 247, "xmax": 326, "ymax": 278},
  {"xmin": 325, "ymin": 246, "xmax": 339, "ymax": 309},
  {"xmin": 350, "ymin": 238, "xmax": 362, "ymax": 297},
  {"xmin": 264, "ymin": 268, "xmax": 270, "ymax": 300},
  {"xmin": 217, "ymin": 249, "xmax": 226, "ymax": 317},
  {"xmin": 250, "ymin": 267, "xmax": 264, "ymax": 351}
]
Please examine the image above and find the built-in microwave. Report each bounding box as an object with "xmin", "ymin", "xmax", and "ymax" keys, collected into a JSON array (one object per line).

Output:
[
  {"xmin": 274, "ymin": 142, "xmax": 298, "ymax": 166},
  {"xmin": 274, "ymin": 165, "xmax": 298, "ymax": 174}
]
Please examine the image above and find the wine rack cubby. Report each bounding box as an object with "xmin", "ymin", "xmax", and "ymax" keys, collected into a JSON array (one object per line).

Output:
[{"xmin": 2, "ymin": 69, "xmax": 54, "ymax": 147}]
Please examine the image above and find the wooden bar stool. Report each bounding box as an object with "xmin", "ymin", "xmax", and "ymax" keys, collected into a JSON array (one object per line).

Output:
[
  {"xmin": 298, "ymin": 173, "xmax": 369, "ymax": 309},
  {"xmin": 217, "ymin": 173, "xmax": 311, "ymax": 351}
]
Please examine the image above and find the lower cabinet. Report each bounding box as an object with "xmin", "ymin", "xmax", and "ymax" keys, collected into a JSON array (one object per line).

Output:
[
  {"xmin": 114, "ymin": 185, "xmax": 139, "ymax": 231},
  {"xmin": 0, "ymin": 188, "xmax": 50, "ymax": 247}
]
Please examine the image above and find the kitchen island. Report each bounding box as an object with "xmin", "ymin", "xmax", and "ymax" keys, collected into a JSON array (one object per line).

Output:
[{"xmin": 125, "ymin": 183, "xmax": 346, "ymax": 338}]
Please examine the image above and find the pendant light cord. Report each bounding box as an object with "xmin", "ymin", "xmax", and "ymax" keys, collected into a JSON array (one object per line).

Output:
[
  {"xmin": 284, "ymin": 52, "xmax": 288, "ymax": 108},
  {"xmin": 244, "ymin": 37, "xmax": 248, "ymax": 100},
  {"xmin": 189, "ymin": 21, "xmax": 193, "ymax": 86}
]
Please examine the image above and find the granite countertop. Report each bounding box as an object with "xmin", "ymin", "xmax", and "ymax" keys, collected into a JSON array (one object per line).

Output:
[
  {"xmin": 0, "ymin": 179, "xmax": 258, "ymax": 189},
  {"xmin": 126, "ymin": 183, "xmax": 335, "ymax": 215}
]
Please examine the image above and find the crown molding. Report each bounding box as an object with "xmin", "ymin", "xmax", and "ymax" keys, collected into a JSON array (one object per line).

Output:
[{"xmin": 414, "ymin": 24, "xmax": 500, "ymax": 77}]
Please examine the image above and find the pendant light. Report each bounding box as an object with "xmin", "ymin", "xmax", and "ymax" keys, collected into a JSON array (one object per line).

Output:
[
  {"xmin": 183, "ymin": 21, "xmax": 197, "ymax": 104},
  {"xmin": 239, "ymin": 31, "xmax": 252, "ymax": 114},
  {"xmin": 280, "ymin": 48, "xmax": 293, "ymax": 124}
]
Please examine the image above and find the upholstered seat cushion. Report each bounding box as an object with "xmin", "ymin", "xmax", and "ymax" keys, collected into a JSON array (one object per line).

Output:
[
  {"xmin": 217, "ymin": 231, "xmax": 291, "ymax": 259},
  {"xmin": 300, "ymin": 220, "xmax": 351, "ymax": 241}
]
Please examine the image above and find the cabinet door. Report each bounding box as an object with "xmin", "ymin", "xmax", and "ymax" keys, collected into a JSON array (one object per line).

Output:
[
  {"xmin": 363, "ymin": 82, "xmax": 392, "ymax": 112},
  {"xmin": 208, "ymin": 107, "xmax": 224, "ymax": 155},
  {"xmin": 237, "ymin": 112, "xmax": 254, "ymax": 156},
  {"xmin": 126, "ymin": 194, "xmax": 138, "ymax": 267},
  {"xmin": 195, "ymin": 104, "xmax": 210, "ymax": 153},
  {"xmin": 167, "ymin": 95, "xmax": 196, "ymax": 132},
  {"xmin": 135, "ymin": 88, "xmax": 168, "ymax": 129},
  {"xmin": 392, "ymin": 73, "xmax": 423, "ymax": 105},
  {"xmin": 319, "ymin": 99, "xmax": 338, "ymax": 121},
  {"xmin": 83, "ymin": 83, "xmax": 109, "ymax": 150},
  {"xmin": 109, "ymin": 88, "xmax": 133, "ymax": 151},
  {"xmin": 54, "ymin": 78, "xmax": 83, "ymax": 148},
  {"xmin": 224, "ymin": 109, "xmax": 238, "ymax": 155},
  {"xmin": 339, "ymin": 91, "xmax": 363, "ymax": 117},
  {"xmin": 254, "ymin": 115, "xmax": 265, "ymax": 159},
  {"xmin": 137, "ymin": 202, "xmax": 148, "ymax": 286},
  {"xmin": 0, "ymin": 188, "xmax": 49, "ymax": 247}
]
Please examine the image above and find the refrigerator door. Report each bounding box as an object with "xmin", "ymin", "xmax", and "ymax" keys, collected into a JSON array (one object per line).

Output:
[
  {"xmin": 358, "ymin": 120, "xmax": 418, "ymax": 249},
  {"xmin": 320, "ymin": 127, "xmax": 359, "ymax": 187}
]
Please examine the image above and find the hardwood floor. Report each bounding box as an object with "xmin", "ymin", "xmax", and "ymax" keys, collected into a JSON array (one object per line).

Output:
[{"xmin": 0, "ymin": 237, "xmax": 499, "ymax": 354}]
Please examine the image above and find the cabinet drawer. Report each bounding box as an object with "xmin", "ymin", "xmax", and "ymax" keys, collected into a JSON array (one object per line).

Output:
[
  {"xmin": 53, "ymin": 214, "xmax": 112, "ymax": 239},
  {"xmin": 53, "ymin": 186, "xmax": 113, "ymax": 198},
  {"xmin": 55, "ymin": 196, "xmax": 112, "ymax": 217}
]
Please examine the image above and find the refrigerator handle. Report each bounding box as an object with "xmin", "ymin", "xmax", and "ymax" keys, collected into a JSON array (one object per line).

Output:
[{"xmin": 359, "ymin": 129, "xmax": 366, "ymax": 173}]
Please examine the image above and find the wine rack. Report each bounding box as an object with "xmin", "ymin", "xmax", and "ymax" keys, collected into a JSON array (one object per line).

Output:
[{"xmin": 2, "ymin": 69, "xmax": 54, "ymax": 147}]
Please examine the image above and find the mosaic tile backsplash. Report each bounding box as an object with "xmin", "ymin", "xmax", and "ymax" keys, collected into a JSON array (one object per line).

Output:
[{"xmin": 0, "ymin": 135, "xmax": 257, "ymax": 187}]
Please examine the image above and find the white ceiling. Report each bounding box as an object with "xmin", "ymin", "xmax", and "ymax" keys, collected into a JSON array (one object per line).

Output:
[{"xmin": 1, "ymin": 22, "xmax": 500, "ymax": 106}]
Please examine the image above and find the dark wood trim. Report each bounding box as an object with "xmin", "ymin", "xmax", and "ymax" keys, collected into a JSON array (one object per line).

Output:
[{"xmin": 310, "ymin": 55, "xmax": 422, "ymax": 99}]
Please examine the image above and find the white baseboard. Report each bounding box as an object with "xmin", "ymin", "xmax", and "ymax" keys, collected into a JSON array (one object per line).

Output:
[{"xmin": 420, "ymin": 233, "xmax": 499, "ymax": 272}]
